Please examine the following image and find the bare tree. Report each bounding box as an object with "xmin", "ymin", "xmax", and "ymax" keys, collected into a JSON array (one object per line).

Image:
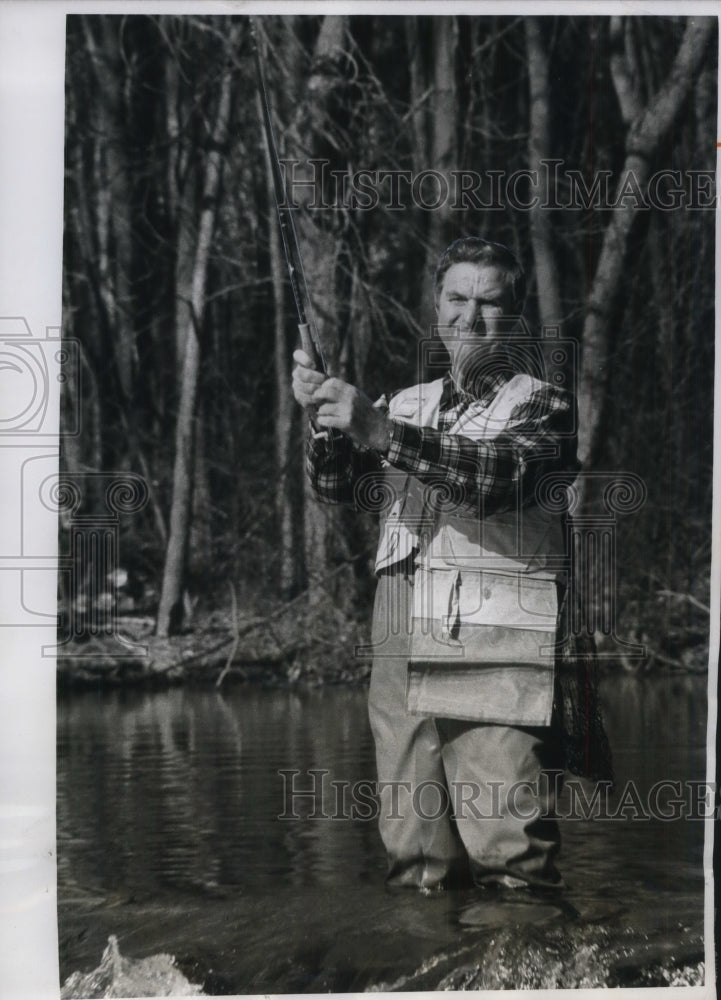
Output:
[
  {"xmin": 283, "ymin": 16, "xmax": 358, "ymax": 599},
  {"xmin": 577, "ymin": 16, "xmax": 714, "ymax": 471},
  {"xmin": 156, "ymin": 23, "xmax": 241, "ymax": 636},
  {"xmin": 524, "ymin": 16, "xmax": 562, "ymax": 331},
  {"xmin": 255, "ymin": 84, "xmax": 296, "ymax": 599},
  {"xmin": 422, "ymin": 17, "xmax": 458, "ymax": 327}
]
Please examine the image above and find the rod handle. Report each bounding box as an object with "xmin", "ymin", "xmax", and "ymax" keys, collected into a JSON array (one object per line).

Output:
[{"xmin": 298, "ymin": 323, "xmax": 322, "ymax": 373}]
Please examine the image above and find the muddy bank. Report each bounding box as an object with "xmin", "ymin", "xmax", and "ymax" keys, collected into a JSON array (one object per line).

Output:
[{"xmin": 56, "ymin": 613, "xmax": 370, "ymax": 689}]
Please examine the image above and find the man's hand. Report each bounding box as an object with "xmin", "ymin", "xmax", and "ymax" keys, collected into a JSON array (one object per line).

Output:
[
  {"xmin": 292, "ymin": 348, "xmax": 326, "ymax": 410},
  {"xmin": 314, "ymin": 379, "xmax": 391, "ymax": 452},
  {"xmin": 292, "ymin": 349, "xmax": 391, "ymax": 451}
]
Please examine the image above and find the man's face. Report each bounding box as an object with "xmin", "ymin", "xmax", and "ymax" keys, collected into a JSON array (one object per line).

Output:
[{"xmin": 435, "ymin": 261, "xmax": 516, "ymax": 385}]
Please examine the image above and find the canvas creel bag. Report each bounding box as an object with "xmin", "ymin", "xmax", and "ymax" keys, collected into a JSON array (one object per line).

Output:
[{"xmin": 406, "ymin": 557, "xmax": 559, "ymax": 726}]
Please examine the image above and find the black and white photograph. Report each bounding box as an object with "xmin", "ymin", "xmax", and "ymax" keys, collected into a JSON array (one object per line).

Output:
[{"xmin": 0, "ymin": 3, "xmax": 717, "ymax": 997}]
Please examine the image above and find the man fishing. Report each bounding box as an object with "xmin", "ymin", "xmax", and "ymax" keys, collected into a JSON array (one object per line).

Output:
[{"xmin": 292, "ymin": 236, "xmax": 610, "ymax": 893}]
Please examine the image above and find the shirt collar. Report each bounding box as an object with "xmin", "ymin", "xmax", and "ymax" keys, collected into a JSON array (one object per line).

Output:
[{"xmin": 443, "ymin": 367, "xmax": 510, "ymax": 408}]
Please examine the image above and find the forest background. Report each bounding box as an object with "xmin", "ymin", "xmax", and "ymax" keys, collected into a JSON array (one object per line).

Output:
[{"xmin": 59, "ymin": 13, "xmax": 716, "ymax": 685}]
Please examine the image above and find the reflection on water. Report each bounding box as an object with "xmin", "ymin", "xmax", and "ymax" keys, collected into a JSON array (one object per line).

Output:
[{"xmin": 57, "ymin": 674, "xmax": 708, "ymax": 992}]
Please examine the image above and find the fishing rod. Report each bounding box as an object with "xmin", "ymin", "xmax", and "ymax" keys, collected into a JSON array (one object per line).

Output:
[{"xmin": 250, "ymin": 17, "xmax": 327, "ymax": 377}]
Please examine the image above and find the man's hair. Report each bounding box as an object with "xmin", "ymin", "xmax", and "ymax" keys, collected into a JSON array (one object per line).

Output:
[{"xmin": 434, "ymin": 237, "xmax": 526, "ymax": 314}]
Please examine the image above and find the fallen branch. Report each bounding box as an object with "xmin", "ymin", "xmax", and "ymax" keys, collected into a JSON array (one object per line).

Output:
[
  {"xmin": 656, "ymin": 590, "xmax": 710, "ymax": 615},
  {"xmin": 643, "ymin": 645, "xmax": 685, "ymax": 670},
  {"xmin": 216, "ymin": 581, "xmax": 241, "ymax": 689}
]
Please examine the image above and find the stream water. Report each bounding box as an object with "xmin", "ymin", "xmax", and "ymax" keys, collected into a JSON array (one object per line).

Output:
[{"xmin": 57, "ymin": 673, "xmax": 710, "ymax": 993}]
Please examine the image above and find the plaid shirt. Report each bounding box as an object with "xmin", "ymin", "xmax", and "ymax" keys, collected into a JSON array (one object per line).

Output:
[{"xmin": 306, "ymin": 371, "xmax": 579, "ymax": 517}]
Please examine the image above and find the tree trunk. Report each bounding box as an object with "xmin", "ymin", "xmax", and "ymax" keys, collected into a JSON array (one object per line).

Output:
[
  {"xmin": 524, "ymin": 17, "xmax": 562, "ymax": 331},
  {"xmin": 256, "ymin": 87, "xmax": 296, "ymax": 599},
  {"xmin": 577, "ymin": 17, "xmax": 713, "ymax": 471},
  {"xmin": 280, "ymin": 16, "xmax": 357, "ymax": 602},
  {"xmin": 405, "ymin": 17, "xmax": 429, "ymax": 173},
  {"xmin": 421, "ymin": 17, "xmax": 458, "ymax": 327},
  {"xmin": 156, "ymin": 26, "xmax": 239, "ymax": 636}
]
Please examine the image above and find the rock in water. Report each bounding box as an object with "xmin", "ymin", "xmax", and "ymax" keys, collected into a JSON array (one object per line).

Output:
[
  {"xmin": 60, "ymin": 935, "xmax": 203, "ymax": 998},
  {"xmin": 457, "ymin": 900, "xmax": 562, "ymax": 929}
]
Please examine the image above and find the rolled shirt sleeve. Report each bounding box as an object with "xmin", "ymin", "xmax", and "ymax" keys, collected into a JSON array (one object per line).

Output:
[
  {"xmin": 306, "ymin": 429, "xmax": 384, "ymax": 507},
  {"xmin": 384, "ymin": 384, "xmax": 579, "ymax": 516}
]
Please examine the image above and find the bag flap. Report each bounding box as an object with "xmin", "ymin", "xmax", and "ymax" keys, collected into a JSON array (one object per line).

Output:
[
  {"xmin": 433, "ymin": 509, "xmax": 562, "ymax": 575},
  {"xmin": 410, "ymin": 620, "xmax": 556, "ymax": 667},
  {"xmin": 414, "ymin": 562, "xmax": 558, "ymax": 632},
  {"xmin": 454, "ymin": 571, "xmax": 557, "ymax": 631}
]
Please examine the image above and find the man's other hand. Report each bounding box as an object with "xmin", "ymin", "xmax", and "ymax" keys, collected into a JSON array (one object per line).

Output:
[{"xmin": 313, "ymin": 377, "xmax": 391, "ymax": 452}]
